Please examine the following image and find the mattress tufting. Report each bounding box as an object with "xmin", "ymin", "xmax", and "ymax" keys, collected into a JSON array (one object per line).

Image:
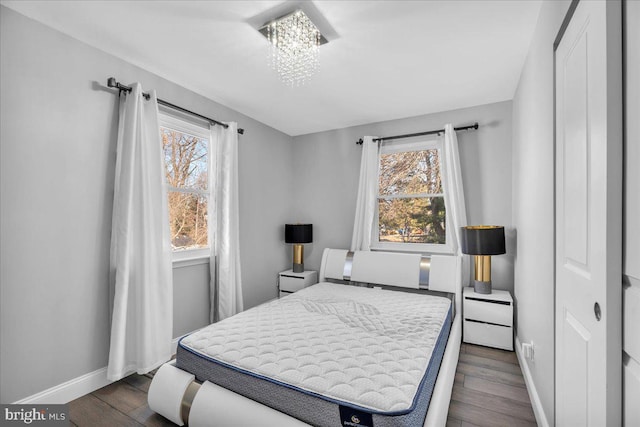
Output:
[{"xmin": 178, "ymin": 282, "xmax": 452, "ymax": 426}]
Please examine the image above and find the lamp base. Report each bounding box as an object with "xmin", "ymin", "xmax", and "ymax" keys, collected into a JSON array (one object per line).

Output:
[
  {"xmin": 473, "ymin": 280, "xmax": 492, "ymax": 294},
  {"xmin": 292, "ymin": 244, "xmax": 305, "ymax": 273}
]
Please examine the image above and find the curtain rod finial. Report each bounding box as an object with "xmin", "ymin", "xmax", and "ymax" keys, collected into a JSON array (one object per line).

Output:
[
  {"xmin": 107, "ymin": 77, "xmax": 117, "ymax": 88},
  {"xmin": 356, "ymin": 138, "xmax": 364, "ymax": 145}
]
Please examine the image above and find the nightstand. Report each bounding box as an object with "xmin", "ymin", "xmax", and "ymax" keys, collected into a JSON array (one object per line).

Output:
[
  {"xmin": 278, "ymin": 270, "xmax": 318, "ymax": 298},
  {"xmin": 463, "ymin": 287, "xmax": 513, "ymax": 351}
]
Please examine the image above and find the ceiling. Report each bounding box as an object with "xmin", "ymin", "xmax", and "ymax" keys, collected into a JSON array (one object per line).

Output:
[{"xmin": 1, "ymin": 1, "xmax": 542, "ymax": 136}]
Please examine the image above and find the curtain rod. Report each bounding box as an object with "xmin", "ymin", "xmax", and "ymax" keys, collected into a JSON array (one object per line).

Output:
[
  {"xmin": 356, "ymin": 122, "xmax": 478, "ymax": 145},
  {"xmin": 106, "ymin": 77, "xmax": 245, "ymax": 135}
]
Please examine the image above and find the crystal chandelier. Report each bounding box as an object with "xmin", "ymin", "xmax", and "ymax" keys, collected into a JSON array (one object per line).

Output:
[{"xmin": 260, "ymin": 10, "xmax": 325, "ymax": 87}]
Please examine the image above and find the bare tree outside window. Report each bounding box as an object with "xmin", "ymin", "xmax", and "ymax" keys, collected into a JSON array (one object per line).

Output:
[
  {"xmin": 161, "ymin": 127, "xmax": 209, "ymax": 251},
  {"xmin": 378, "ymin": 148, "xmax": 446, "ymax": 244}
]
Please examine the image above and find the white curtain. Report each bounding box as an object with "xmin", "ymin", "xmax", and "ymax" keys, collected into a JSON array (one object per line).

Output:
[
  {"xmin": 350, "ymin": 136, "xmax": 379, "ymax": 251},
  {"xmin": 441, "ymin": 123, "xmax": 469, "ymax": 285},
  {"xmin": 107, "ymin": 83, "xmax": 173, "ymax": 381},
  {"xmin": 210, "ymin": 122, "xmax": 243, "ymax": 322}
]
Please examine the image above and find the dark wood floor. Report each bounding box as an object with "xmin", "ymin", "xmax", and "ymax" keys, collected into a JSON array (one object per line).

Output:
[
  {"xmin": 69, "ymin": 344, "xmax": 536, "ymax": 426},
  {"xmin": 68, "ymin": 371, "xmax": 172, "ymax": 427}
]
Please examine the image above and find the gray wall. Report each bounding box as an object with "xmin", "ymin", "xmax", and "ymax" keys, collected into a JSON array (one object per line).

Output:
[
  {"xmin": 172, "ymin": 263, "xmax": 210, "ymax": 338},
  {"xmin": 291, "ymin": 101, "xmax": 514, "ymax": 292},
  {"xmin": 0, "ymin": 6, "xmax": 292, "ymax": 403},
  {"xmin": 511, "ymin": 1, "xmax": 571, "ymax": 424}
]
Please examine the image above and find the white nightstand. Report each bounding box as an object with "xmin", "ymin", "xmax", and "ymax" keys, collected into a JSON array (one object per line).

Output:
[
  {"xmin": 463, "ymin": 287, "xmax": 514, "ymax": 351},
  {"xmin": 278, "ymin": 270, "xmax": 318, "ymax": 298}
]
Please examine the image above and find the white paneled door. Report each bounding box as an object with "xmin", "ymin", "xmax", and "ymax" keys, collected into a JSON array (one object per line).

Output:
[{"xmin": 555, "ymin": 0, "xmax": 622, "ymax": 426}]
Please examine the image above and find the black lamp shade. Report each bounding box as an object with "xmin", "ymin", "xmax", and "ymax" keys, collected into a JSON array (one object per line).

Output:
[
  {"xmin": 285, "ymin": 224, "xmax": 313, "ymax": 244},
  {"xmin": 460, "ymin": 226, "xmax": 506, "ymax": 255}
]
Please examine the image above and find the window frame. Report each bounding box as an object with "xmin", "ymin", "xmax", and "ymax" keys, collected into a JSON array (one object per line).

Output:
[
  {"xmin": 370, "ymin": 137, "xmax": 454, "ymax": 254},
  {"xmin": 158, "ymin": 110, "xmax": 215, "ymax": 264}
]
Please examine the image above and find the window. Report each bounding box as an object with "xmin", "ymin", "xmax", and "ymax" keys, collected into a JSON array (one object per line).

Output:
[
  {"xmin": 373, "ymin": 138, "xmax": 450, "ymax": 252},
  {"xmin": 159, "ymin": 111, "xmax": 213, "ymax": 261}
]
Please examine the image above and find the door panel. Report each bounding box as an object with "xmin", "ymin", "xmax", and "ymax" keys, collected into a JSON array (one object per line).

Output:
[
  {"xmin": 560, "ymin": 309, "xmax": 589, "ymax": 426},
  {"xmin": 562, "ymin": 25, "xmax": 589, "ymax": 270},
  {"xmin": 555, "ymin": 0, "xmax": 622, "ymax": 425}
]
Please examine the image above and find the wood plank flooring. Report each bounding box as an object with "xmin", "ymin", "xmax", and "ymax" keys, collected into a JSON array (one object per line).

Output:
[
  {"xmin": 69, "ymin": 372, "xmax": 174, "ymax": 427},
  {"xmin": 69, "ymin": 343, "xmax": 536, "ymax": 426},
  {"xmin": 446, "ymin": 344, "xmax": 536, "ymax": 427}
]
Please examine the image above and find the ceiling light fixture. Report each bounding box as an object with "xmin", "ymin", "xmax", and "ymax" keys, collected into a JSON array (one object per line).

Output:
[{"xmin": 259, "ymin": 10, "xmax": 328, "ymax": 87}]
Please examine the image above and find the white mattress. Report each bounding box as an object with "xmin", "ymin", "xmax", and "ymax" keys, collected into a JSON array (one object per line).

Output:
[{"xmin": 180, "ymin": 282, "xmax": 451, "ymax": 414}]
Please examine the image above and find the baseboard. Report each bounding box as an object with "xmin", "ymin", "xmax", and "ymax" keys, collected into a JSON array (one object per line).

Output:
[
  {"xmin": 13, "ymin": 367, "xmax": 111, "ymax": 405},
  {"xmin": 13, "ymin": 335, "xmax": 189, "ymax": 405},
  {"xmin": 515, "ymin": 336, "xmax": 551, "ymax": 427}
]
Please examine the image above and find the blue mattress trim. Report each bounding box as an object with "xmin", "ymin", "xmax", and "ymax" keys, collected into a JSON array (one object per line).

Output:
[{"xmin": 178, "ymin": 303, "xmax": 453, "ymax": 417}]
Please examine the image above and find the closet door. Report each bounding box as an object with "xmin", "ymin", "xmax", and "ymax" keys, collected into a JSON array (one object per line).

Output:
[{"xmin": 554, "ymin": 0, "xmax": 622, "ymax": 425}]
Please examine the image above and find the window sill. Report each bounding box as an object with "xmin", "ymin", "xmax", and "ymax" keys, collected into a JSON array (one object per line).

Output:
[
  {"xmin": 370, "ymin": 242, "xmax": 455, "ymax": 255},
  {"xmin": 173, "ymin": 256, "xmax": 210, "ymax": 269},
  {"xmin": 172, "ymin": 248, "xmax": 211, "ymax": 268}
]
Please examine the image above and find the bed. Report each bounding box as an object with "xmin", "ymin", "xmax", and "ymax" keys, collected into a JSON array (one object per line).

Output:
[{"xmin": 148, "ymin": 248, "xmax": 462, "ymax": 427}]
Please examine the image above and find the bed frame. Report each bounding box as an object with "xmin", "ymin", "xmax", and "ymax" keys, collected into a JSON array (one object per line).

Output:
[{"xmin": 148, "ymin": 248, "xmax": 462, "ymax": 427}]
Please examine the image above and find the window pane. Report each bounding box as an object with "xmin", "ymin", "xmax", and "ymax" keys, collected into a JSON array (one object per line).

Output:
[
  {"xmin": 161, "ymin": 127, "xmax": 208, "ymax": 190},
  {"xmin": 168, "ymin": 191, "xmax": 208, "ymax": 250},
  {"xmin": 378, "ymin": 197, "xmax": 446, "ymax": 244},
  {"xmin": 379, "ymin": 149, "xmax": 442, "ymax": 196}
]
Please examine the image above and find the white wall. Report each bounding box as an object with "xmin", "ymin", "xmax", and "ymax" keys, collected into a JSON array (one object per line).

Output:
[
  {"xmin": 0, "ymin": 6, "xmax": 293, "ymax": 404},
  {"xmin": 291, "ymin": 101, "xmax": 514, "ymax": 292},
  {"xmin": 623, "ymin": 1, "xmax": 640, "ymax": 425},
  {"xmin": 511, "ymin": 1, "xmax": 573, "ymax": 425}
]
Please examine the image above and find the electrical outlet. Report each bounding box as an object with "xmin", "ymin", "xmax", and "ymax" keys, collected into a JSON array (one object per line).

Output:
[{"xmin": 522, "ymin": 341, "xmax": 535, "ymax": 361}]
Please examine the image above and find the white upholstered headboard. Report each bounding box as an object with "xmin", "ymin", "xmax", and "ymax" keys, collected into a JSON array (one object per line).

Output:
[{"xmin": 319, "ymin": 248, "xmax": 461, "ymax": 294}]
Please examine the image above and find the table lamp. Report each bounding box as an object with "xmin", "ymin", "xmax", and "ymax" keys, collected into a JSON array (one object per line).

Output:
[
  {"xmin": 285, "ymin": 224, "xmax": 313, "ymax": 273},
  {"xmin": 460, "ymin": 225, "xmax": 506, "ymax": 294}
]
